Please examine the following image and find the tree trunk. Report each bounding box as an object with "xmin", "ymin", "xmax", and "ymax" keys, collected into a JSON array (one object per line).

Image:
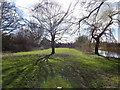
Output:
[
  {"xmin": 51, "ymin": 44, "xmax": 55, "ymax": 54},
  {"xmin": 51, "ymin": 35, "xmax": 55, "ymax": 55},
  {"xmin": 95, "ymin": 38, "xmax": 100, "ymax": 55}
]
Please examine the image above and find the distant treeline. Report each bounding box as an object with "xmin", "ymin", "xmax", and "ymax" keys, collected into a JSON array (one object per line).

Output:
[
  {"xmin": 56, "ymin": 43, "xmax": 75, "ymax": 48},
  {"xmin": 100, "ymin": 42, "xmax": 120, "ymax": 54},
  {"xmin": 2, "ymin": 32, "xmax": 119, "ymax": 54},
  {"xmin": 2, "ymin": 33, "xmax": 75, "ymax": 52}
]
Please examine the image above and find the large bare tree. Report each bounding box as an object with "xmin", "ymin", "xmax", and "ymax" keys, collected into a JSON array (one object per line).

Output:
[
  {"xmin": 77, "ymin": 0, "xmax": 119, "ymax": 55},
  {"xmin": 32, "ymin": 1, "xmax": 72, "ymax": 55}
]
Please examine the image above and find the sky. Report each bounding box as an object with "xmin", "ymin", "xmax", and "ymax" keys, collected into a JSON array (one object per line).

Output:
[
  {"xmin": 7, "ymin": 0, "xmax": 120, "ymax": 43},
  {"xmin": 11, "ymin": 0, "xmax": 77, "ymax": 18},
  {"xmin": 9, "ymin": 0, "xmax": 80, "ymax": 43}
]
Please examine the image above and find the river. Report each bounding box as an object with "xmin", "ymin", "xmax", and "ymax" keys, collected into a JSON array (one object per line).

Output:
[{"xmin": 98, "ymin": 50, "xmax": 120, "ymax": 58}]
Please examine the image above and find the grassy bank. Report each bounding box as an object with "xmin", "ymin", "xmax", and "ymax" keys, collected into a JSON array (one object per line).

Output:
[{"xmin": 2, "ymin": 48, "xmax": 119, "ymax": 88}]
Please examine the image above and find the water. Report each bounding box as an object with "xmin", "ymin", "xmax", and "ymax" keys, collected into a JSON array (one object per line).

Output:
[{"xmin": 98, "ymin": 50, "xmax": 120, "ymax": 58}]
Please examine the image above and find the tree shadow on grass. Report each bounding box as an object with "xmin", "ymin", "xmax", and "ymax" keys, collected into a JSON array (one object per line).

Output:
[
  {"xmin": 3, "ymin": 53, "xmax": 65, "ymax": 88},
  {"xmin": 34, "ymin": 54, "xmax": 63, "ymax": 78}
]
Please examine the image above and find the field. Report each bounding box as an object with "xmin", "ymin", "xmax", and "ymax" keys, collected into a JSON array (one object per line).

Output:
[{"xmin": 2, "ymin": 48, "xmax": 119, "ymax": 88}]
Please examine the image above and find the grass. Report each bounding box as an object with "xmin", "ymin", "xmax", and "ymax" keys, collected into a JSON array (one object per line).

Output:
[
  {"xmin": 2, "ymin": 48, "xmax": 119, "ymax": 88},
  {"xmin": 2, "ymin": 48, "xmax": 83, "ymax": 57}
]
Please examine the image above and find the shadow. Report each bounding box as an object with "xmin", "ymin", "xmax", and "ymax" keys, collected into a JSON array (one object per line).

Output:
[
  {"xmin": 34, "ymin": 54, "xmax": 63, "ymax": 77},
  {"xmin": 34, "ymin": 54, "xmax": 53, "ymax": 65}
]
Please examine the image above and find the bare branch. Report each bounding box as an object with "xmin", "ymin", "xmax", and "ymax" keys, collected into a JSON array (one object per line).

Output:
[{"xmin": 78, "ymin": 2, "xmax": 104, "ymax": 27}]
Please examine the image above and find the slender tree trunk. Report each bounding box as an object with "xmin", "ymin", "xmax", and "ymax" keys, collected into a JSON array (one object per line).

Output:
[
  {"xmin": 95, "ymin": 38, "xmax": 100, "ymax": 55},
  {"xmin": 51, "ymin": 35, "xmax": 55, "ymax": 55}
]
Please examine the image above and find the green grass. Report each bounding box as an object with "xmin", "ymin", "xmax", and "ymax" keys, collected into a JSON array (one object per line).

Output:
[
  {"xmin": 2, "ymin": 48, "xmax": 119, "ymax": 88},
  {"xmin": 2, "ymin": 48, "xmax": 83, "ymax": 57}
]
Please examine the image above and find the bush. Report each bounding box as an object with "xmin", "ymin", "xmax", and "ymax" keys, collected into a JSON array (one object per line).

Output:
[{"xmin": 74, "ymin": 36, "xmax": 93, "ymax": 53}]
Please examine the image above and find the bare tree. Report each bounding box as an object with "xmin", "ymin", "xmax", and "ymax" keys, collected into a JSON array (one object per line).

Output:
[
  {"xmin": 32, "ymin": 1, "xmax": 72, "ymax": 55},
  {"xmin": 0, "ymin": 1, "xmax": 23, "ymax": 34},
  {"xmin": 77, "ymin": 0, "xmax": 119, "ymax": 55},
  {"xmin": 27, "ymin": 21, "xmax": 44, "ymax": 45}
]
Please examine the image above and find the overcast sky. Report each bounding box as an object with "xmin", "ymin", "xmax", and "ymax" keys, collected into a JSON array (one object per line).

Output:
[
  {"xmin": 11, "ymin": 0, "xmax": 120, "ymax": 17},
  {"xmin": 8, "ymin": 0, "xmax": 120, "ymax": 43}
]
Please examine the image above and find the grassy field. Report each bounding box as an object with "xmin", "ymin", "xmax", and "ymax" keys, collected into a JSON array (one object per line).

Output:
[{"xmin": 2, "ymin": 48, "xmax": 119, "ymax": 88}]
